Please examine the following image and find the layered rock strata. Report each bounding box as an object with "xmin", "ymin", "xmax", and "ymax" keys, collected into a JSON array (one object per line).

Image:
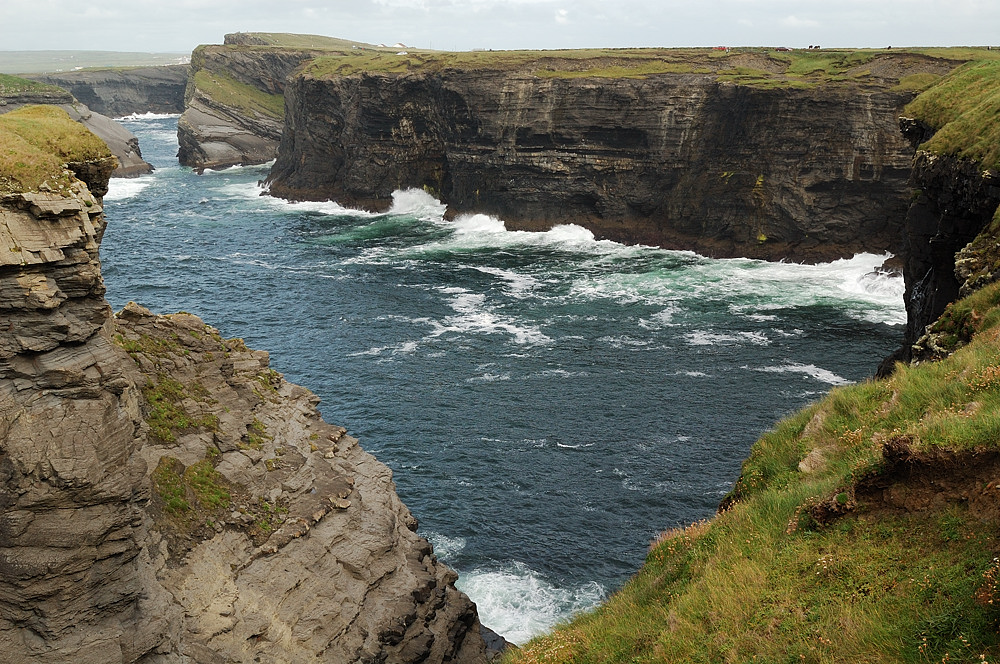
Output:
[
  {"xmin": 266, "ymin": 69, "xmax": 932, "ymax": 262},
  {"xmin": 177, "ymin": 43, "xmax": 321, "ymax": 171},
  {"xmin": 878, "ymin": 124, "xmax": 1000, "ymax": 372},
  {"xmin": 0, "ymin": 158, "xmax": 169, "ymax": 662},
  {"xmin": 1, "ymin": 122, "xmax": 498, "ymax": 662},
  {"xmin": 114, "ymin": 303, "xmax": 496, "ymax": 663},
  {"xmin": 26, "ymin": 65, "xmax": 189, "ymax": 118}
]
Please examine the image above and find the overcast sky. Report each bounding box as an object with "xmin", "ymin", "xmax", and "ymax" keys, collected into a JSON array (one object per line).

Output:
[{"xmin": 2, "ymin": 0, "xmax": 997, "ymax": 53}]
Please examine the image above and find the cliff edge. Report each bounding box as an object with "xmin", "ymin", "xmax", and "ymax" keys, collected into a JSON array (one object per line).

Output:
[
  {"xmin": 504, "ymin": 54, "xmax": 1000, "ymax": 663},
  {"xmin": 262, "ymin": 46, "xmax": 960, "ymax": 262},
  {"xmin": 0, "ymin": 105, "xmax": 499, "ymax": 662}
]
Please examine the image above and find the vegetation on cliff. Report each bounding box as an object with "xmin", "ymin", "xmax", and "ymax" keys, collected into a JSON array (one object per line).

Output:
[
  {"xmin": 289, "ymin": 43, "xmax": 995, "ymax": 91},
  {"xmin": 0, "ymin": 73, "xmax": 64, "ymax": 96},
  {"xmin": 0, "ymin": 104, "xmax": 110, "ymax": 194},
  {"xmin": 905, "ymin": 60, "xmax": 1000, "ymax": 171},
  {"xmin": 504, "ymin": 56, "xmax": 1000, "ymax": 664}
]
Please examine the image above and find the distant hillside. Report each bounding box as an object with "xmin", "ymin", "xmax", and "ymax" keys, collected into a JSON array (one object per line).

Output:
[{"xmin": 0, "ymin": 50, "xmax": 189, "ymax": 74}]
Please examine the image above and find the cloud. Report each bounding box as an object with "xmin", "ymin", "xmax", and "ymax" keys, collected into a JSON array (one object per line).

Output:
[
  {"xmin": 555, "ymin": 8, "xmax": 569, "ymax": 24},
  {"xmin": 780, "ymin": 15, "xmax": 820, "ymax": 28}
]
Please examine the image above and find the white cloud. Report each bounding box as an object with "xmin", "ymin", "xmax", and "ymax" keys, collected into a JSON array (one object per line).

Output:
[
  {"xmin": 780, "ymin": 15, "xmax": 820, "ymax": 28},
  {"xmin": 555, "ymin": 8, "xmax": 569, "ymax": 24}
]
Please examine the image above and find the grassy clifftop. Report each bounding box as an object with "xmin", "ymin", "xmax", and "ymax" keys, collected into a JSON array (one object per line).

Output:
[
  {"xmin": 905, "ymin": 60, "xmax": 1000, "ymax": 171},
  {"xmin": 297, "ymin": 44, "xmax": 991, "ymax": 90},
  {"xmin": 195, "ymin": 34, "xmax": 996, "ymax": 92},
  {"xmin": 0, "ymin": 104, "xmax": 110, "ymax": 194},
  {"xmin": 504, "ymin": 59, "xmax": 1000, "ymax": 664}
]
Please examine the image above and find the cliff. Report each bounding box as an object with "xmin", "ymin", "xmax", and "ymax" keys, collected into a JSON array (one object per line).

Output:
[
  {"xmin": 26, "ymin": 64, "xmax": 189, "ymax": 117},
  {"xmin": 505, "ymin": 56, "xmax": 1000, "ymax": 664},
  {"xmin": 880, "ymin": 60, "xmax": 1000, "ymax": 371},
  {"xmin": 0, "ymin": 75, "xmax": 153, "ymax": 177},
  {"xmin": 262, "ymin": 48, "xmax": 959, "ymax": 262},
  {"xmin": 0, "ymin": 107, "xmax": 499, "ymax": 662},
  {"xmin": 177, "ymin": 39, "xmax": 320, "ymax": 171}
]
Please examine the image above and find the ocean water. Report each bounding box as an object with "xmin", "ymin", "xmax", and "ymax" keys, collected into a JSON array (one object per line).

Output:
[{"xmin": 102, "ymin": 115, "xmax": 905, "ymax": 645}]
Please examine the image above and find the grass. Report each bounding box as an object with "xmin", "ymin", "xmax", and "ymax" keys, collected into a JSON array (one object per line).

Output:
[
  {"xmin": 141, "ymin": 374, "xmax": 219, "ymax": 442},
  {"xmin": 0, "ymin": 105, "xmax": 110, "ymax": 194},
  {"xmin": 297, "ymin": 46, "xmax": 964, "ymax": 89},
  {"xmin": 904, "ymin": 60, "xmax": 1000, "ymax": 170},
  {"xmin": 505, "ymin": 277, "xmax": 1000, "ymax": 663},
  {"xmin": 151, "ymin": 456, "xmax": 232, "ymax": 516},
  {"xmin": 192, "ymin": 68, "xmax": 284, "ymax": 120},
  {"xmin": 0, "ymin": 73, "xmax": 65, "ymax": 96}
]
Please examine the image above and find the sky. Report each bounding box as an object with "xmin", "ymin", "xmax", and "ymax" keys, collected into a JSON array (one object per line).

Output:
[{"xmin": 1, "ymin": 0, "xmax": 998, "ymax": 54}]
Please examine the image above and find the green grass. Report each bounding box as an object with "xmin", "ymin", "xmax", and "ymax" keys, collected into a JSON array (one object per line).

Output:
[
  {"xmin": 0, "ymin": 105, "xmax": 110, "ymax": 194},
  {"xmin": 0, "ymin": 73, "xmax": 65, "ymax": 96},
  {"xmin": 295, "ymin": 45, "xmax": 968, "ymax": 90},
  {"xmin": 905, "ymin": 60, "xmax": 1000, "ymax": 170},
  {"xmin": 152, "ymin": 456, "xmax": 232, "ymax": 517},
  {"xmin": 142, "ymin": 374, "xmax": 219, "ymax": 442},
  {"xmin": 506, "ymin": 279, "xmax": 1000, "ymax": 663},
  {"xmin": 192, "ymin": 68, "xmax": 284, "ymax": 120}
]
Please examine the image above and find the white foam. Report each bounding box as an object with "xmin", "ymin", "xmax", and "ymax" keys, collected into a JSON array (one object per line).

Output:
[
  {"xmin": 467, "ymin": 372, "xmax": 511, "ymax": 383},
  {"xmin": 104, "ymin": 177, "xmax": 153, "ymax": 201},
  {"xmin": 385, "ymin": 188, "xmax": 447, "ymax": 219},
  {"xmin": 426, "ymin": 290, "xmax": 551, "ymax": 345},
  {"xmin": 473, "ymin": 265, "xmax": 540, "ymax": 298},
  {"xmin": 115, "ymin": 112, "xmax": 181, "ymax": 121},
  {"xmin": 456, "ymin": 562, "xmax": 605, "ymax": 645},
  {"xmin": 424, "ymin": 532, "xmax": 467, "ymax": 560},
  {"xmin": 685, "ymin": 330, "xmax": 771, "ymax": 347},
  {"xmin": 748, "ymin": 362, "xmax": 853, "ymax": 386}
]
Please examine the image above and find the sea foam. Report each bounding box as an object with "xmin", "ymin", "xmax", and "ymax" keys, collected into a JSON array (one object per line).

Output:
[{"xmin": 456, "ymin": 562, "xmax": 605, "ymax": 645}]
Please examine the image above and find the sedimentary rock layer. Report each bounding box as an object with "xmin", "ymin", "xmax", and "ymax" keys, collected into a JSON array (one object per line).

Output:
[
  {"xmin": 26, "ymin": 65, "xmax": 189, "ymax": 117},
  {"xmin": 0, "ymin": 125, "xmax": 498, "ymax": 663},
  {"xmin": 878, "ymin": 123, "xmax": 1000, "ymax": 372},
  {"xmin": 0, "ymin": 158, "xmax": 168, "ymax": 662},
  {"xmin": 177, "ymin": 46, "xmax": 319, "ymax": 171},
  {"xmin": 267, "ymin": 70, "xmax": 924, "ymax": 262},
  {"xmin": 0, "ymin": 87, "xmax": 152, "ymax": 177}
]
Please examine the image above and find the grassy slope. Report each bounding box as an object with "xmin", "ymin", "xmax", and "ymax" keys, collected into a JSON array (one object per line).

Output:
[
  {"xmin": 905, "ymin": 60, "xmax": 1000, "ymax": 171},
  {"xmin": 0, "ymin": 105, "xmax": 110, "ymax": 194},
  {"xmin": 505, "ymin": 61, "xmax": 1000, "ymax": 664},
  {"xmin": 0, "ymin": 73, "xmax": 65, "ymax": 96},
  {"xmin": 193, "ymin": 34, "xmax": 996, "ymax": 92}
]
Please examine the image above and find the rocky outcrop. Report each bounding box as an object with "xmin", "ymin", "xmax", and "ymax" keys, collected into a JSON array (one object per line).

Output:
[
  {"xmin": 265, "ymin": 68, "xmax": 936, "ymax": 262},
  {"xmin": 25, "ymin": 65, "xmax": 188, "ymax": 118},
  {"xmin": 0, "ymin": 159, "xmax": 169, "ymax": 662},
  {"xmin": 0, "ymin": 86, "xmax": 152, "ymax": 177},
  {"xmin": 1, "ymin": 116, "xmax": 499, "ymax": 662},
  {"xmin": 877, "ymin": 125, "xmax": 1000, "ymax": 373},
  {"xmin": 177, "ymin": 43, "xmax": 321, "ymax": 171},
  {"xmin": 115, "ymin": 304, "xmax": 496, "ymax": 663}
]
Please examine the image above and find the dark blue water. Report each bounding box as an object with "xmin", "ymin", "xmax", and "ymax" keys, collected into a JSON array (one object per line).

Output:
[{"xmin": 101, "ymin": 115, "xmax": 905, "ymax": 642}]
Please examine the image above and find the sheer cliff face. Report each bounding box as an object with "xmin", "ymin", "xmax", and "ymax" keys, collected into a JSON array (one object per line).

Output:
[
  {"xmin": 27, "ymin": 65, "xmax": 189, "ymax": 118},
  {"xmin": 266, "ymin": 71, "xmax": 917, "ymax": 262},
  {"xmin": 0, "ymin": 161, "xmax": 168, "ymax": 662},
  {"xmin": 177, "ymin": 47, "xmax": 315, "ymax": 171},
  {"xmin": 1, "ymin": 140, "xmax": 493, "ymax": 662}
]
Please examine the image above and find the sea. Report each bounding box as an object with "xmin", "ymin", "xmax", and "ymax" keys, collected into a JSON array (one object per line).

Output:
[{"xmin": 101, "ymin": 114, "xmax": 906, "ymax": 645}]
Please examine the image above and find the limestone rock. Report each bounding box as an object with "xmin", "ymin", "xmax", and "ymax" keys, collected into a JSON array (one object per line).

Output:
[
  {"xmin": 266, "ymin": 67, "xmax": 930, "ymax": 263},
  {"xmin": 25, "ymin": 65, "xmax": 189, "ymax": 118},
  {"xmin": 115, "ymin": 305, "xmax": 493, "ymax": 663},
  {"xmin": 1, "ymin": 151, "xmax": 498, "ymax": 662}
]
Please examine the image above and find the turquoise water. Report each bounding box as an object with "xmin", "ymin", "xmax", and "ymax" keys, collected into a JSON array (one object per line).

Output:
[{"xmin": 102, "ymin": 115, "xmax": 905, "ymax": 643}]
